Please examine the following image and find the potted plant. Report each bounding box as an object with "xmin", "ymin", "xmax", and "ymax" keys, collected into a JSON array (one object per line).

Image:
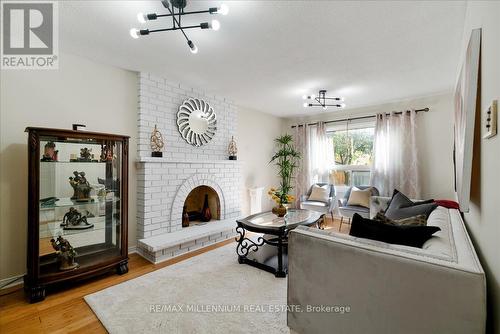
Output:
[{"xmin": 268, "ymin": 134, "xmax": 301, "ymax": 217}]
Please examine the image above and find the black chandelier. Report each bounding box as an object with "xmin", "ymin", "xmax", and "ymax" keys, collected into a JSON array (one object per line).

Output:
[
  {"xmin": 302, "ymin": 90, "xmax": 345, "ymax": 110},
  {"xmin": 130, "ymin": 0, "xmax": 228, "ymax": 54}
]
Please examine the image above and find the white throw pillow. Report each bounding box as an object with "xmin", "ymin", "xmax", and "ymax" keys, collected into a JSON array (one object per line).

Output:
[
  {"xmin": 347, "ymin": 187, "xmax": 372, "ymax": 208},
  {"xmin": 308, "ymin": 184, "xmax": 330, "ymax": 202}
]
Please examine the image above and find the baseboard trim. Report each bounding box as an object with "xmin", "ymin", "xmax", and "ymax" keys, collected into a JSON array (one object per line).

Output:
[{"xmin": 0, "ymin": 274, "xmax": 24, "ymax": 293}]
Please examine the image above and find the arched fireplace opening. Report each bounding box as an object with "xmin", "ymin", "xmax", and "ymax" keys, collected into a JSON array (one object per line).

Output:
[{"xmin": 182, "ymin": 186, "xmax": 221, "ymax": 227}]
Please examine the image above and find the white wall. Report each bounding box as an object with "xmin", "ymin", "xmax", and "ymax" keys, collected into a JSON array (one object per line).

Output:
[
  {"xmin": 460, "ymin": 2, "xmax": 500, "ymax": 333},
  {"xmin": 238, "ymin": 107, "xmax": 284, "ymax": 215},
  {"xmin": 284, "ymin": 93, "xmax": 456, "ymax": 199},
  {"xmin": 0, "ymin": 53, "xmax": 138, "ymax": 281}
]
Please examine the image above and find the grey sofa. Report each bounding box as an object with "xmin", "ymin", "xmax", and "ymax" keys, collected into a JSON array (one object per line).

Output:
[{"xmin": 287, "ymin": 196, "xmax": 486, "ymax": 334}]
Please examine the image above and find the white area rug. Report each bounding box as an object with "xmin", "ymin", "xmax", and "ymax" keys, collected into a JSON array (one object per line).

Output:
[{"xmin": 85, "ymin": 244, "xmax": 289, "ymax": 334}]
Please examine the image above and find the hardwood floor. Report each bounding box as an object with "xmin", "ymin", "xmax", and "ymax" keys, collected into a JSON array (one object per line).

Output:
[{"xmin": 0, "ymin": 217, "xmax": 347, "ymax": 334}]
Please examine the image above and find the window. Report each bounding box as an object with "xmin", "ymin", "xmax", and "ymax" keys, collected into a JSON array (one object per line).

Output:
[{"xmin": 328, "ymin": 126, "xmax": 375, "ymax": 188}]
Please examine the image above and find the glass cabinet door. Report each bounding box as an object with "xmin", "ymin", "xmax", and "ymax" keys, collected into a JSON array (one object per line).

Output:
[{"xmin": 38, "ymin": 135, "xmax": 122, "ymax": 276}]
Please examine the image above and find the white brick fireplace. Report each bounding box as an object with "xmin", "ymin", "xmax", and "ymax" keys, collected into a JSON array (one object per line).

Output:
[{"xmin": 135, "ymin": 73, "xmax": 241, "ymax": 263}]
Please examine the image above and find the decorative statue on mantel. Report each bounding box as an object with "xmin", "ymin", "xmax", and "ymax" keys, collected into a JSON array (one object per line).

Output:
[
  {"xmin": 228, "ymin": 136, "xmax": 237, "ymax": 160},
  {"xmin": 41, "ymin": 141, "xmax": 58, "ymax": 162},
  {"xmin": 150, "ymin": 125, "xmax": 164, "ymax": 157},
  {"xmin": 60, "ymin": 207, "xmax": 94, "ymax": 230},
  {"xmin": 50, "ymin": 236, "xmax": 78, "ymax": 271},
  {"xmin": 69, "ymin": 171, "xmax": 93, "ymax": 202}
]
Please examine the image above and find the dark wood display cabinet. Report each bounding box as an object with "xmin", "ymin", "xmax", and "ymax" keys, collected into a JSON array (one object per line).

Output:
[{"xmin": 24, "ymin": 127, "xmax": 129, "ymax": 303}]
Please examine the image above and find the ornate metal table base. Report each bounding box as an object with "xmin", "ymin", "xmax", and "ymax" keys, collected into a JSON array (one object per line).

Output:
[{"xmin": 236, "ymin": 226, "xmax": 288, "ymax": 278}]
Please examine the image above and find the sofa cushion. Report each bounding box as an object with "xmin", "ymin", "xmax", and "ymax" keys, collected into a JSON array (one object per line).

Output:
[
  {"xmin": 374, "ymin": 211, "xmax": 427, "ymax": 226},
  {"xmin": 349, "ymin": 213, "xmax": 440, "ymax": 248},
  {"xmin": 384, "ymin": 190, "xmax": 437, "ymax": 220}
]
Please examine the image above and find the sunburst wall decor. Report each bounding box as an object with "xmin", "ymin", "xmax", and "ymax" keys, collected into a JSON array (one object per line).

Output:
[{"xmin": 177, "ymin": 98, "xmax": 217, "ymax": 147}]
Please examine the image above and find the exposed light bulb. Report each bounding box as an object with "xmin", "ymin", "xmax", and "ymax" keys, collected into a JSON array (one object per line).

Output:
[
  {"xmin": 302, "ymin": 95, "xmax": 307, "ymax": 100},
  {"xmin": 188, "ymin": 40, "xmax": 198, "ymax": 54},
  {"xmin": 323, "ymin": 106, "xmax": 328, "ymax": 110},
  {"xmin": 218, "ymin": 4, "xmax": 229, "ymax": 15},
  {"xmin": 211, "ymin": 19, "xmax": 220, "ymax": 31},
  {"xmin": 137, "ymin": 13, "xmax": 147, "ymax": 24},
  {"xmin": 310, "ymin": 94, "xmax": 316, "ymax": 99},
  {"xmin": 130, "ymin": 28, "xmax": 140, "ymax": 39},
  {"xmin": 338, "ymin": 97, "xmax": 345, "ymax": 102},
  {"xmin": 339, "ymin": 103, "xmax": 346, "ymax": 108},
  {"xmin": 303, "ymin": 102, "xmax": 309, "ymax": 108}
]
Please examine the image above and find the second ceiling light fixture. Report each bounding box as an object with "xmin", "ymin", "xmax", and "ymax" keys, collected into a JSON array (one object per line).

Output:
[{"xmin": 130, "ymin": 0, "xmax": 228, "ymax": 54}]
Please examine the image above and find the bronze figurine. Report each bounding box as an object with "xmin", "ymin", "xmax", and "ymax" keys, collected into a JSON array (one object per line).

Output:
[
  {"xmin": 60, "ymin": 207, "xmax": 94, "ymax": 230},
  {"xmin": 69, "ymin": 171, "xmax": 93, "ymax": 202},
  {"xmin": 50, "ymin": 236, "xmax": 78, "ymax": 271}
]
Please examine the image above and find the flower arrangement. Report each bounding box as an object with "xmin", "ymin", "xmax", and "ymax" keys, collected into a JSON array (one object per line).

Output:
[
  {"xmin": 269, "ymin": 134, "xmax": 301, "ymax": 216},
  {"xmin": 267, "ymin": 187, "xmax": 295, "ymax": 206}
]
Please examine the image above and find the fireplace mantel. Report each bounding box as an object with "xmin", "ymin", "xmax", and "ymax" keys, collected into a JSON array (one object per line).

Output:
[{"xmin": 137, "ymin": 157, "xmax": 243, "ymax": 164}]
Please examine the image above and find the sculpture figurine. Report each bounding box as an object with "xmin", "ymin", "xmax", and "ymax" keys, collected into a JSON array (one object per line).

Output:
[
  {"xmin": 69, "ymin": 171, "xmax": 93, "ymax": 202},
  {"xmin": 228, "ymin": 136, "xmax": 237, "ymax": 160},
  {"xmin": 80, "ymin": 147, "xmax": 93, "ymax": 161},
  {"xmin": 70, "ymin": 147, "xmax": 97, "ymax": 162},
  {"xmin": 150, "ymin": 125, "xmax": 164, "ymax": 157},
  {"xmin": 41, "ymin": 141, "xmax": 58, "ymax": 162},
  {"xmin": 100, "ymin": 142, "xmax": 114, "ymax": 162},
  {"xmin": 60, "ymin": 207, "xmax": 94, "ymax": 230},
  {"xmin": 50, "ymin": 236, "xmax": 78, "ymax": 271}
]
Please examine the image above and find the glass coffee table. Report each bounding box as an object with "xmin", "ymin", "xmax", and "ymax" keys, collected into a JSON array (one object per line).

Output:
[{"xmin": 236, "ymin": 209, "xmax": 323, "ymax": 277}]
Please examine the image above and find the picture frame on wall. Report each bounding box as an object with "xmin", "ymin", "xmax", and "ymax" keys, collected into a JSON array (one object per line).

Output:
[{"xmin": 453, "ymin": 28, "xmax": 481, "ymax": 213}]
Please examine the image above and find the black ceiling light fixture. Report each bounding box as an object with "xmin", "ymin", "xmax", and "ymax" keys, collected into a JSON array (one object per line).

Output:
[
  {"xmin": 130, "ymin": 0, "xmax": 228, "ymax": 54},
  {"xmin": 302, "ymin": 90, "xmax": 346, "ymax": 110}
]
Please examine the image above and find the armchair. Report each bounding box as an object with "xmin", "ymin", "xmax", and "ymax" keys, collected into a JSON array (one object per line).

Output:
[
  {"xmin": 338, "ymin": 185, "xmax": 379, "ymax": 231},
  {"xmin": 299, "ymin": 183, "xmax": 336, "ymax": 222}
]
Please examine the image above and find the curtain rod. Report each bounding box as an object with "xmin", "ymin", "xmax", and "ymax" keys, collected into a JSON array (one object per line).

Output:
[{"xmin": 290, "ymin": 107, "xmax": 429, "ymax": 128}]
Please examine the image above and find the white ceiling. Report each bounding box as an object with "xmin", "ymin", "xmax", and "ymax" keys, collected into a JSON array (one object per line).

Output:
[{"xmin": 60, "ymin": 1, "xmax": 466, "ymax": 117}]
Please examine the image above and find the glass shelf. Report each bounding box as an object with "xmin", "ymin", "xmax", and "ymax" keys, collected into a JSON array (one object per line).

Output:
[
  {"xmin": 41, "ymin": 161, "xmax": 109, "ymax": 164},
  {"xmin": 40, "ymin": 196, "xmax": 120, "ymax": 209}
]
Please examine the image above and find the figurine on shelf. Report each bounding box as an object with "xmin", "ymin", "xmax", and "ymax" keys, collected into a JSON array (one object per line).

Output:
[
  {"xmin": 228, "ymin": 136, "xmax": 237, "ymax": 160},
  {"xmin": 70, "ymin": 147, "xmax": 97, "ymax": 162},
  {"xmin": 100, "ymin": 142, "xmax": 114, "ymax": 162},
  {"xmin": 150, "ymin": 125, "xmax": 164, "ymax": 157},
  {"xmin": 60, "ymin": 207, "xmax": 94, "ymax": 230},
  {"xmin": 69, "ymin": 171, "xmax": 93, "ymax": 202},
  {"xmin": 50, "ymin": 236, "xmax": 78, "ymax": 271},
  {"xmin": 41, "ymin": 141, "xmax": 58, "ymax": 162},
  {"xmin": 80, "ymin": 148, "xmax": 92, "ymax": 161}
]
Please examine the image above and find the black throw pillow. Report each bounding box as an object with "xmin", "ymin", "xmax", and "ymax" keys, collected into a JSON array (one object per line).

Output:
[
  {"xmin": 349, "ymin": 213, "xmax": 440, "ymax": 248},
  {"xmin": 384, "ymin": 189, "xmax": 437, "ymax": 220}
]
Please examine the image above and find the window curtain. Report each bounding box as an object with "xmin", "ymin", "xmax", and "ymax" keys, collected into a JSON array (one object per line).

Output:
[
  {"xmin": 370, "ymin": 111, "xmax": 420, "ymax": 198},
  {"xmin": 293, "ymin": 124, "xmax": 310, "ymax": 207},
  {"xmin": 293, "ymin": 121, "xmax": 334, "ymax": 206}
]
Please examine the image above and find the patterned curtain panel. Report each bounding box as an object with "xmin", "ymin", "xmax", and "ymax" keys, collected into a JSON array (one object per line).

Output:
[
  {"xmin": 293, "ymin": 121, "xmax": 334, "ymax": 207},
  {"xmin": 370, "ymin": 111, "xmax": 420, "ymax": 198},
  {"xmin": 293, "ymin": 124, "xmax": 310, "ymax": 207}
]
